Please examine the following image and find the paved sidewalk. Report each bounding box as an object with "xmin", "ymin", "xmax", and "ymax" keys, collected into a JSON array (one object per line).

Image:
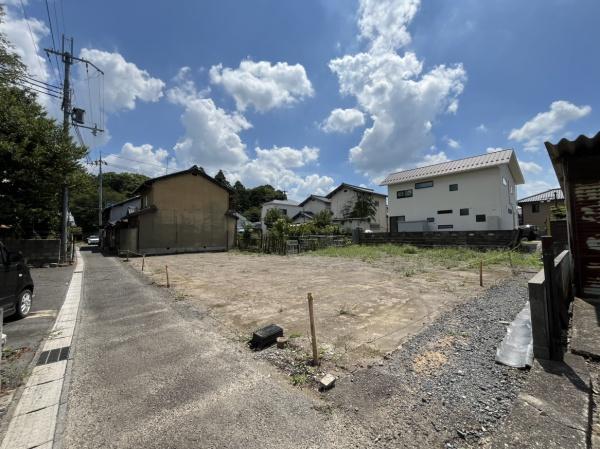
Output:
[
  {"xmin": 58, "ymin": 250, "xmax": 362, "ymax": 449},
  {"xmin": 1, "ymin": 252, "xmax": 84, "ymax": 449}
]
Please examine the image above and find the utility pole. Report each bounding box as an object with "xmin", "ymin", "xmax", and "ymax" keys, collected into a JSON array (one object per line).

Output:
[
  {"xmin": 46, "ymin": 36, "xmax": 104, "ymax": 263},
  {"xmin": 91, "ymin": 151, "xmax": 107, "ymax": 230}
]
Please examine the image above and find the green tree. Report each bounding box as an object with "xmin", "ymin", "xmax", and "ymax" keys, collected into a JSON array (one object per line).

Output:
[
  {"xmin": 343, "ymin": 192, "xmax": 377, "ymax": 221},
  {"xmin": 264, "ymin": 208, "xmax": 284, "ymax": 229},
  {"xmin": 0, "ymin": 12, "xmax": 86, "ymax": 237},
  {"xmin": 312, "ymin": 209, "xmax": 333, "ymax": 228},
  {"xmin": 69, "ymin": 171, "xmax": 150, "ymax": 235}
]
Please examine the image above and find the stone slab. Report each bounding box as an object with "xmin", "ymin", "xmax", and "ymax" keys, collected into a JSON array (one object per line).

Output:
[
  {"xmin": 571, "ymin": 296, "xmax": 600, "ymax": 359},
  {"xmin": 25, "ymin": 360, "xmax": 67, "ymax": 388},
  {"xmin": 0, "ymin": 404, "xmax": 58, "ymax": 449},
  {"xmin": 42, "ymin": 335, "xmax": 72, "ymax": 351},
  {"xmin": 14, "ymin": 379, "xmax": 63, "ymax": 416},
  {"xmin": 491, "ymin": 353, "xmax": 590, "ymax": 449}
]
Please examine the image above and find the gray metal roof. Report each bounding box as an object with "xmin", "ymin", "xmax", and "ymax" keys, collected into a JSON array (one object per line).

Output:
[
  {"xmin": 298, "ymin": 195, "xmax": 331, "ymax": 207},
  {"xmin": 326, "ymin": 183, "xmax": 387, "ymax": 198},
  {"xmin": 380, "ymin": 149, "xmax": 525, "ymax": 186},
  {"xmin": 518, "ymin": 188, "xmax": 564, "ymax": 204},
  {"xmin": 263, "ymin": 199, "xmax": 300, "ymax": 206}
]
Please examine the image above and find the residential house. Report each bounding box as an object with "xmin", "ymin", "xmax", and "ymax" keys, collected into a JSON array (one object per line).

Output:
[
  {"xmin": 381, "ymin": 149, "xmax": 525, "ymax": 232},
  {"xmin": 518, "ymin": 188, "xmax": 565, "ymax": 234},
  {"xmin": 325, "ymin": 183, "xmax": 388, "ymax": 232},
  {"xmin": 291, "ymin": 195, "xmax": 331, "ymax": 224},
  {"xmin": 111, "ymin": 165, "xmax": 237, "ymax": 255},
  {"xmin": 260, "ymin": 199, "xmax": 301, "ymax": 231},
  {"xmin": 102, "ymin": 196, "xmax": 141, "ymax": 251}
]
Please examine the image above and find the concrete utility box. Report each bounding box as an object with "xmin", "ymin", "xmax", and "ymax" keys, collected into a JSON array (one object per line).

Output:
[{"xmin": 249, "ymin": 324, "xmax": 283, "ymax": 350}]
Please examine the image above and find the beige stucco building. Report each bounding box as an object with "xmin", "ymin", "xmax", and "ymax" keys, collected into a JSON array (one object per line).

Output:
[{"xmin": 115, "ymin": 166, "xmax": 237, "ymax": 255}]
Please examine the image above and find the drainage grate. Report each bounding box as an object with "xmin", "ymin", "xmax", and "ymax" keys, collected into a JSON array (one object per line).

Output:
[{"xmin": 37, "ymin": 346, "xmax": 70, "ymax": 366}]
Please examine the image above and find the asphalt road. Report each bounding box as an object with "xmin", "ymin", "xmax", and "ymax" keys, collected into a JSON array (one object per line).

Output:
[
  {"xmin": 59, "ymin": 249, "xmax": 363, "ymax": 449},
  {"xmin": 3, "ymin": 265, "xmax": 74, "ymax": 352}
]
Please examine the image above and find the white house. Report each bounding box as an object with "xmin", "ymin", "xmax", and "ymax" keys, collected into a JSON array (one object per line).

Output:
[
  {"xmin": 381, "ymin": 149, "xmax": 525, "ymax": 232},
  {"xmin": 260, "ymin": 199, "xmax": 302, "ymax": 231},
  {"xmin": 325, "ymin": 183, "xmax": 388, "ymax": 232}
]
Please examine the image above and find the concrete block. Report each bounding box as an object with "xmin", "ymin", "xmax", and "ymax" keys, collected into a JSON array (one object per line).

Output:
[
  {"xmin": 276, "ymin": 336, "xmax": 288, "ymax": 349},
  {"xmin": 319, "ymin": 374, "xmax": 336, "ymax": 391}
]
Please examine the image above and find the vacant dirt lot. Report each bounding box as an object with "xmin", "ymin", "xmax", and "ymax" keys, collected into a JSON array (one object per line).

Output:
[{"xmin": 130, "ymin": 250, "xmax": 513, "ymax": 368}]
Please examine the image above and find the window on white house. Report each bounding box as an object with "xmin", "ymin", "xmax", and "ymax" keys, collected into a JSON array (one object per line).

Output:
[
  {"xmin": 398, "ymin": 216, "xmax": 406, "ymax": 222},
  {"xmin": 449, "ymin": 184, "xmax": 458, "ymax": 191},
  {"xmin": 476, "ymin": 214, "xmax": 486, "ymax": 222},
  {"xmin": 438, "ymin": 224, "xmax": 453, "ymax": 229},
  {"xmin": 460, "ymin": 208, "xmax": 469, "ymax": 216},
  {"xmin": 508, "ymin": 208, "xmax": 513, "ymax": 214},
  {"xmin": 374, "ymin": 200, "xmax": 380, "ymax": 206},
  {"xmin": 427, "ymin": 217, "xmax": 435, "ymax": 222},
  {"xmin": 396, "ymin": 189, "xmax": 413, "ymax": 198},
  {"xmin": 438, "ymin": 209, "xmax": 452, "ymax": 214},
  {"xmin": 532, "ymin": 203, "xmax": 540, "ymax": 213},
  {"xmin": 415, "ymin": 180, "xmax": 434, "ymax": 189}
]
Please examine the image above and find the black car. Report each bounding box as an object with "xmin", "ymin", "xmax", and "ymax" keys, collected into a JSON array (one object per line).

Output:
[{"xmin": 0, "ymin": 242, "xmax": 34, "ymax": 319}]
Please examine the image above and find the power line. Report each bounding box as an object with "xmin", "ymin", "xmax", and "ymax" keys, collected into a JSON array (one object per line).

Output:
[
  {"xmin": 108, "ymin": 153, "xmax": 167, "ymax": 169},
  {"xmin": 44, "ymin": 0, "xmax": 60, "ymax": 71},
  {"xmin": 7, "ymin": 80, "xmax": 63, "ymax": 99}
]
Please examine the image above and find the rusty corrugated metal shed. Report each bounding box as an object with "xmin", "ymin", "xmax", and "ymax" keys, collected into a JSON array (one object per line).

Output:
[{"xmin": 545, "ymin": 131, "xmax": 600, "ymax": 298}]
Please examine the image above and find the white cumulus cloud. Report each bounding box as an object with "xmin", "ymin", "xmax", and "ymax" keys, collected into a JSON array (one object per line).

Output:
[
  {"xmin": 358, "ymin": 0, "xmax": 420, "ymax": 52},
  {"xmin": 329, "ymin": 0, "xmax": 466, "ymax": 179},
  {"xmin": 330, "ymin": 50, "xmax": 465, "ymax": 177},
  {"xmin": 486, "ymin": 147, "xmax": 505, "ymax": 153},
  {"xmin": 518, "ymin": 160, "xmax": 543, "ymax": 175},
  {"xmin": 509, "ymin": 100, "xmax": 591, "ymax": 152},
  {"xmin": 78, "ymin": 48, "xmax": 165, "ymax": 113},
  {"xmin": 209, "ymin": 60, "xmax": 314, "ymax": 113},
  {"xmin": 103, "ymin": 143, "xmax": 174, "ymax": 178},
  {"xmin": 167, "ymin": 70, "xmax": 251, "ymax": 172},
  {"xmin": 166, "ymin": 68, "xmax": 334, "ymax": 198},
  {"xmin": 231, "ymin": 146, "xmax": 334, "ymax": 200},
  {"xmin": 321, "ymin": 108, "xmax": 365, "ymax": 133},
  {"xmin": 417, "ymin": 151, "xmax": 449, "ymax": 167},
  {"xmin": 445, "ymin": 137, "xmax": 460, "ymax": 149}
]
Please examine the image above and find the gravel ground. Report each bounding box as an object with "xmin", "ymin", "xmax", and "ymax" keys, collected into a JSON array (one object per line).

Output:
[{"xmin": 310, "ymin": 274, "xmax": 533, "ymax": 448}]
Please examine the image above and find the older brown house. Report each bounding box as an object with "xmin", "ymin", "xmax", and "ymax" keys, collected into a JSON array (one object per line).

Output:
[
  {"xmin": 518, "ymin": 188, "xmax": 565, "ymax": 234},
  {"xmin": 116, "ymin": 165, "xmax": 237, "ymax": 255}
]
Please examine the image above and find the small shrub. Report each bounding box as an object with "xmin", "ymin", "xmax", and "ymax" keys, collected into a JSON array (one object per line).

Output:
[{"xmin": 291, "ymin": 373, "xmax": 308, "ymax": 386}]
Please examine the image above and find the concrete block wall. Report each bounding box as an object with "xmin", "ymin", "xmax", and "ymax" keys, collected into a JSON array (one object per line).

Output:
[
  {"xmin": 358, "ymin": 230, "xmax": 518, "ymax": 248},
  {"xmin": 3, "ymin": 239, "xmax": 61, "ymax": 266}
]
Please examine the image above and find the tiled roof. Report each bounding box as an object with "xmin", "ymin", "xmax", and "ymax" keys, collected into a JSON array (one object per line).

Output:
[
  {"xmin": 380, "ymin": 149, "xmax": 524, "ymax": 185},
  {"xmin": 518, "ymin": 188, "xmax": 564, "ymax": 204}
]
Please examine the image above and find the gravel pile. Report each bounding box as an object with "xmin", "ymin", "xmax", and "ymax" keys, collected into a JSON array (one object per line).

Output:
[{"xmin": 325, "ymin": 274, "xmax": 532, "ymax": 448}]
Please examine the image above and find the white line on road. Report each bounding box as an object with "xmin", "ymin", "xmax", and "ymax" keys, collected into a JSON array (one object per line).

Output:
[{"xmin": 1, "ymin": 250, "xmax": 84, "ymax": 449}]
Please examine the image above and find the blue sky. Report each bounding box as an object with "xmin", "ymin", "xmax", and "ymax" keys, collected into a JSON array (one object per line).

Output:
[{"xmin": 2, "ymin": 0, "xmax": 599, "ymax": 200}]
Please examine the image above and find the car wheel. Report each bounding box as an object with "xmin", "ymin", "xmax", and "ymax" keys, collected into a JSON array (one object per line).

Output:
[{"xmin": 16, "ymin": 289, "xmax": 33, "ymax": 318}]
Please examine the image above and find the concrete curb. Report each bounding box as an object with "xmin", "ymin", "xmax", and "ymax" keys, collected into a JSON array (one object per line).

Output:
[{"xmin": 0, "ymin": 250, "xmax": 84, "ymax": 449}]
